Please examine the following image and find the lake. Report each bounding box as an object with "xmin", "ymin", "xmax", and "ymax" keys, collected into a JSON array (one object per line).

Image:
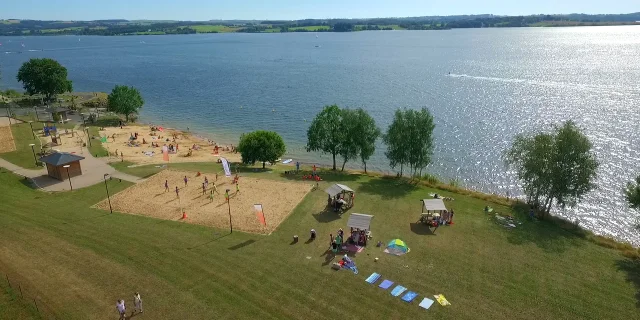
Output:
[{"xmin": 1, "ymin": 27, "xmax": 639, "ymax": 245}]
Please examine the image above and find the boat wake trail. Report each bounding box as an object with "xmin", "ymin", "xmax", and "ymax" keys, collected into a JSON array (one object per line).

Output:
[{"xmin": 447, "ymin": 73, "xmax": 637, "ymax": 96}]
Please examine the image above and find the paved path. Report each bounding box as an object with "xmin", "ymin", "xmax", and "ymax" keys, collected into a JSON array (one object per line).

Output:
[{"xmin": 0, "ymin": 146, "xmax": 144, "ymax": 192}]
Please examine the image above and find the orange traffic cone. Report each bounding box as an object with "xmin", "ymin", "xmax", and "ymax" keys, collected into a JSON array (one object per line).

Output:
[{"xmin": 182, "ymin": 212, "xmax": 188, "ymax": 219}]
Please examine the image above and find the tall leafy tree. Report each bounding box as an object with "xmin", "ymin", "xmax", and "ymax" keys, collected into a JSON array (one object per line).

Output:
[
  {"xmin": 352, "ymin": 108, "xmax": 380, "ymax": 173},
  {"xmin": 237, "ymin": 130, "xmax": 286, "ymax": 169},
  {"xmin": 383, "ymin": 108, "xmax": 435, "ymax": 176},
  {"xmin": 107, "ymin": 85, "xmax": 144, "ymax": 122},
  {"xmin": 306, "ymin": 105, "xmax": 344, "ymax": 170},
  {"xmin": 624, "ymin": 175, "xmax": 640, "ymax": 211},
  {"xmin": 505, "ymin": 121, "xmax": 598, "ymax": 217},
  {"xmin": 337, "ymin": 109, "xmax": 360, "ymax": 171},
  {"xmin": 16, "ymin": 58, "xmax": 72, "ymax": 101}
]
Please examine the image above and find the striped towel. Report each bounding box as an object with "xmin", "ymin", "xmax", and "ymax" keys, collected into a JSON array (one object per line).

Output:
[
  {"xmin": 379, "ymin": 280, "xmax": 394, "ymax": 289},
  {"xmin": 365, "ymin": 273, "xmax": 381, "ymax": 284}
]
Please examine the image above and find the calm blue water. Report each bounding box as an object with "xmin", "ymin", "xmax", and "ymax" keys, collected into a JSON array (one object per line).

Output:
[{"xmin": 2, "ymin": 27, "xmax": 640, "ymax": 245}]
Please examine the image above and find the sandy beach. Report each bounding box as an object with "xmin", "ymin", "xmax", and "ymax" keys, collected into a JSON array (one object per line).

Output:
[{"xmin": 94, "ymin": 124, "xmax": 241, "ymax": 165}]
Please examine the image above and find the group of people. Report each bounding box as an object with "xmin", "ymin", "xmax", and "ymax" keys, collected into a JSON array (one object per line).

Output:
[
  {"xmin": 163, "ymin": 173, "xmax": 239, "ymax": 203},
  {"xmin": 347, "ymin": 227, "xmax": 368, "ymax": 246},
  {"xmin": 329, "ymin": 228, "xmax": 345, "ymax": 253},
  {"xmin": 115, "ymin": 292, "xmax": 142, "ymax": 320}
]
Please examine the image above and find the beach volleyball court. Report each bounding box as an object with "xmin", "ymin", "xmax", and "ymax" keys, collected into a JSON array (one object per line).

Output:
[{"xmin": 95, "ymin": 170, "xmax": 313, "ymax": 234}]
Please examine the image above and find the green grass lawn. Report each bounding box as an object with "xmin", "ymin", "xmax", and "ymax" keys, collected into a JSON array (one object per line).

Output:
[
  {"xmin": 0, "ymin": 162, "xmax": 637, "ymax": 319},
  {"xmin": 0, "ymin": 122, "xmax": 42, "ymax": 169},
  {"xmin": 190, "ymin": 25, "xmax": 242, "ymax": 33},
  {"xmin": 0, "ymin": 281, "xmax": 40, "ymax": 320},
  {"xmin": 87, "ymin": 126, "xmax": 109, "ymax": 158}
]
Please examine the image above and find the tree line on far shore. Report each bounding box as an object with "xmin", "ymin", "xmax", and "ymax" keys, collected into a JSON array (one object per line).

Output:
[{"xmin": 5, "ymin": 58, "xmax": 640, "ymax": 223}]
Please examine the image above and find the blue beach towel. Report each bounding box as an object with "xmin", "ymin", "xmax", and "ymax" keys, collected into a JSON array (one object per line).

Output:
[
  {"xmin": 401, "ymin": 291, "xmax": 418, "ymax": 302},
  {"xmin": 379, "ymin": 280, "xmax": 394, "ymax": 289},
  {"xmin": 418, "ymin": 298, "xmax": 435, "ymax": 310},
  {"xmin": 365, "ymin": 273, "xmax": 381, "ymax": 284},
  {"xmin": 390, "ymin": 285, "xmax": 407, "ymax": 297}
]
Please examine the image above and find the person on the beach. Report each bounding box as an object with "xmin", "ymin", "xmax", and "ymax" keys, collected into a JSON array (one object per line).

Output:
[
  {"xmin": 133, "ymin": 292, "xmax": 143, "ymax": 314},
  {"xmin": 116, "ymin": 300, "xmax": 126, "ymax": 320},
  {"xmin": 225, "ymin": 189, "xmax": 230, "ymax": 202},
  {"xmin": 175, "ymin": 186, "xmax": 179, "ymax": 197},
  {"xmin": 183, "ymin": 176, "xmax": 188, "ymax": 186},
  {"xmin": 120, "ymin": 152, "xmax": 123, "ymax": 161},
  {"xmin": 236, "ymin": 182, "xmax": 240, "ymax": 194},
  {"xmin": 215, "ymin": 173, "xmax": 218, "ymax": 181},
  {"xmin": 204, "ymin": 177, "xmax": 209, "ymax": 189},
  {"xmin": 164, "ymin": 180, "xmax": 169, "ymax": 192},
  {"xmin": 212, "ymin": 182, "xmax": 218, "ymax": 194},
  {"xmin": 202, "ymin": 183, "xmax": 206, "ymax": 195},
  {"xmin": 209, "ymin": 190, "xmax": 214, "ymax": 202}
]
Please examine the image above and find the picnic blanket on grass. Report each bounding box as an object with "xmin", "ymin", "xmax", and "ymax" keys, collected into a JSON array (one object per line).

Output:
[
  {"xmin": 419, "ymin": 298, "xmax": 435, "ymax": 310},
  {"xmin": 391, "ymin": 286, "xmax": 407, "ymax": 297},
  {"xmin": 365, "ymin": 273, "xmax": 381, "ymax": 284},
  {"xmin": 379, "ymin": 280, "xmax": 394, "ymax": 289},
  {"xmin": 401, "ymin": 291, "xmax": 418, "ymax": 302},
  {"xmin": 435, "ymin": 294, "xmax": 451, "ymax": 306}
]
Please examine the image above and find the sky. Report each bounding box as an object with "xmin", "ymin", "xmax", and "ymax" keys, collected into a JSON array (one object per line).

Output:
[{"xmin": 2, "ymin": 0, "xmax": 638, "ymax": 21}]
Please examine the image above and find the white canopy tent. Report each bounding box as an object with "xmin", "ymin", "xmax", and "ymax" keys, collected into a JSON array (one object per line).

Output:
[
  {"xmin": 346, "ymin": 213, "xmax": 374, "ymax": 231},
  {"xmin": 325, "ymin": 184, "xmax": 354, "ymax": 197},
  {"xmin": 422, "ymin": 199, "xmax": 447, "ymax": 213}
]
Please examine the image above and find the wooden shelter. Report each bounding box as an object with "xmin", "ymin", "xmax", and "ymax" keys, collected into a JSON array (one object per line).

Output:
[{"xmin": 39, "ymin": 152, "xmax": 84, "ymax": 181}]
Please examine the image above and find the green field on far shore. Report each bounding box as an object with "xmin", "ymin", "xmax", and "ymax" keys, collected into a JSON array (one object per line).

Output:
[
  {"xmin": 190, "ymin": 24, "xmax": 242, "ymax": 33},
  {"xmin": 0, "ymin": 156, "xmax": 637, "ymax": 319}
]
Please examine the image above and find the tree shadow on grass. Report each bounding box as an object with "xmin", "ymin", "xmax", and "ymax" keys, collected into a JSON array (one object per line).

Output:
[
  {"xmin": 93, "ymin": 117, "xmax": 121, "ymax": 128},
  {"xmin": 279, "ymin": 170, "xmax": 361, "ymax": 183},
  {"xmin": 503, "ymin": 202, "xmax": 585, "ymax": 253},
  {"xmin": 312, "ymin": 208, "xmax": 343, "ymax": 223},
  {"xmin": 616, "ymin": 258, "xmax": 640, "ymax": 308},
  {"xmin": 357, "ymin": 177, "xmax": 417, "ymax": 200}
]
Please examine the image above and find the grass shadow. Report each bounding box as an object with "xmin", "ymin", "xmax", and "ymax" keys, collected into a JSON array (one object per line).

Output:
[
  {"xmin": 504, "ymin": 202, "xmax": 584, "ymax": 253},
  {"xmin": 187, "ymin": 233, "xmax": 230, "ymax": 250},
  {"xmin": 616, "ymin": 258, "xmax": 640, "ymax": 308},
  {"xmin": 312, "ymin": 208, "xmax": 343, "ymax": 223},
  {"xmin": 228, "ymin": 239, "xmax": 256, "ymax": 251},
  {"xmin": 357, "ymin": 177, "xmax": 417, "ymax": 200}
]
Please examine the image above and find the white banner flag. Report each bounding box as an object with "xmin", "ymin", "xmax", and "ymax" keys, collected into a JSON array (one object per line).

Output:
[{"xmin": 221, "ymin": 157, "xmax": 232, "ymax": 177}]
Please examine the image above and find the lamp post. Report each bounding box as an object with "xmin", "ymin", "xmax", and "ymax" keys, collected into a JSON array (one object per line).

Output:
[
  {"xmin": 226, "ymin": 189, "xmax": 233, "ymax": 233},
  {"xmin": 63, "ymin": 164, "xmax": 72, "ymax": 190},
  {"xmin": 29, "ymin": 144, "xmax": 37, "ymax": 166},
  {"xmin": 28, "ymin": 121, "xmax": 35, "ymax": 139},
  {"xmin": 103, "ymin": 174, "xmax": 113, "ymax": 213}
]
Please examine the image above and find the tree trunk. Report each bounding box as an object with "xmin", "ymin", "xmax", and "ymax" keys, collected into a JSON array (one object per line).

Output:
[
  {"xmin": 400, "ymin": 163, "xmax": 403, "ymax": 176},
  {"xmin": 125, "ymin": 113, "xmax": 129, "ymax": 122},
  {"xmin": 364, "ymin": 162, "xmax": 367, "ymax": 174},
  {"xmin": 332, "ymin": 153, "xmax": 336, "ymax": 170},
  {"xmin": 341, "ymin": 159, "xmax": 347, "ymax": 171},
  {"xmin": 262, "ymin": 161, "xmax": 265, "ymax": 169}
]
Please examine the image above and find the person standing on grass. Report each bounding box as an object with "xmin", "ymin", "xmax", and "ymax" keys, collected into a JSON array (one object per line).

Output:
[
  {"xmin": 133, "ymin": 292, "xmax": 143, "ymax": 314},
  {"xmin": 164, "ymin": 180, "xmax": 169, "ymax": 192},
  {"xmin": 184, "ymin": 176, "xmax": 188, "ymax": 187},
  {"xmin": 116, "ymin": 300, "xmax": 126, "ymax": 320}
]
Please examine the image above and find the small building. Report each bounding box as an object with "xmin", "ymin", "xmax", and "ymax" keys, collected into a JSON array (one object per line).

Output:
[
  {"xmin": 46, "ymin": 106, "xmax": 70, "ymax": 123},
  {"xmin": 39, "ymin": 152, "xmax": 85, "ymax": 181}
]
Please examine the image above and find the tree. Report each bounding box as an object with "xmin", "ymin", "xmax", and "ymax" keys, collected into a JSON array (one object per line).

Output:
[
  {"xmin": 306, "ymin": 105, "xmax": 344, "ymax": 170},
  {"xmin": 383, "ymin": 108, "xmax": 435, "ymax": 176},
  {"xmin": 107, "ymin": 85, "xmax": 144, "ymax": 122},
  {"xmin": 237, "ymin": 131, "xmax": 286, "ymax": 169},
  {"xmin": 337, "ymin": 109, "xmax": 360, "ymax": 171},
  {"xmin": 505, "ymin": 121, "xmax": 598, "ymax": 217},
  {"xmin": 351, "ymin": 109, "xmax": 380, "ymax": 173},
  {"xmin": 624, "ymin": 175, "xmax": 640, "ymax": 211},
  {"xmin": 16, "ymin": 58, "xmax": 72, "ymax": 101}
]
